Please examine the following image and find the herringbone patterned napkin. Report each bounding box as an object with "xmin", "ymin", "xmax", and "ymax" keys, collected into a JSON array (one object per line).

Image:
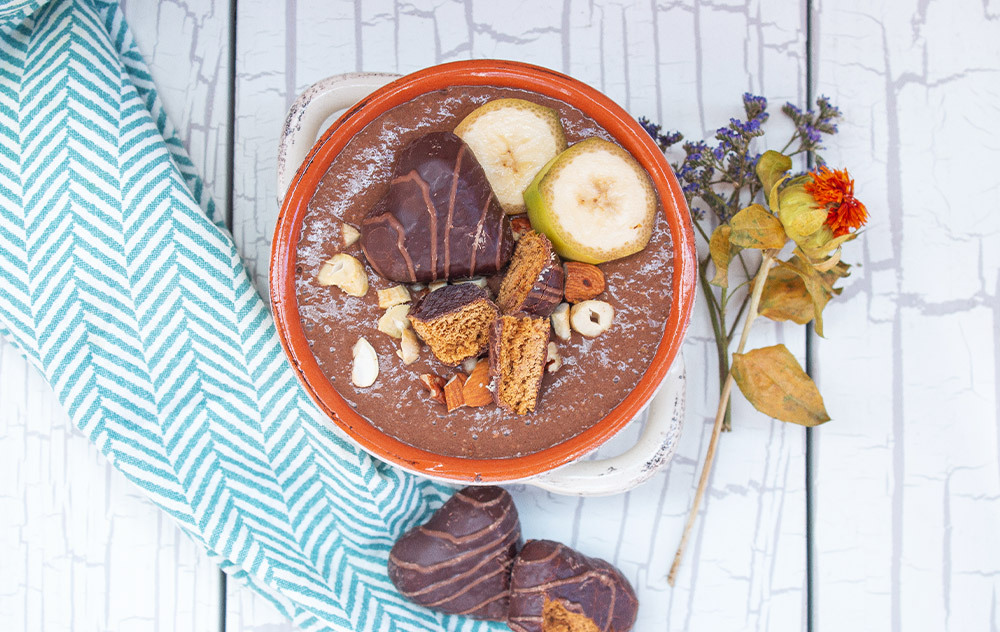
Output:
[{"xmin": 0, "ymin": 1, "xmax": 504, "ymax": 630}]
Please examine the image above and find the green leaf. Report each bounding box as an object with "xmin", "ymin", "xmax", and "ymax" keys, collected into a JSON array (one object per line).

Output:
[
  {"xmin": 731, "ymin": 344, "xmax": 831, "ymax": 426},
  {"xmin": 756, "ymin": 150, "xmax": 792, "ymax": 195},
  {"xmin": 709, "ymin": 225, "xmax": 737, "ymax": 287},
  {"xmin": 729, "ymin": 204, "xmax": 787, "ymax": 249},
  {"xmin": 758, "ymin": 266, "xmax": 814, "ymax": 325}
]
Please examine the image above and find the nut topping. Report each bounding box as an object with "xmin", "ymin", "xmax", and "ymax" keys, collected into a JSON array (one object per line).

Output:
[
  {"xmin": 444, "ymin": 373, "xmax": 467, "ymax": 412},
  {"xmin": 351, "ymin": 337, "xmax": 379, "ymax": 387},
  {"xmin": 455, "ymin": 277, "xmax": 488, "ymax": 289},
  {"xmin": 545, "ymin": 342, "xmax": 562, "ymax": 373},
  {"xmin": 377, "ymin": 304, "xmax": 412, "ymax": 339},
  {"xmin": 342, "ymin": 223, "xmax": 361, "ymax": 247},
  {"xmin": 318, "ymin": 253, "xmax": 369, "ymax": 297},
  {"xmin": 550, "ymin": 302, "xmax": 571, "ymax": 341},
  {"xmin": 419, "ymin": 374, "xmax": 446, "ymax": 404},
  {"xmin": 398, "ymin": 328, "xmax": 421, "ymax": 365},
  {"xmin": 510, "ymin": 216, "xmax": 532, "ymax": 241},
  {"xmin": 569, "ymin": 300, "xmax": 614, "ymax": 337},
  {"xmin": 377, "ymin": 284, "xmax": 411, "ymax": 308},
  {"xmin": 462, "ymin": 360, "xmax": 492, "ymax": 407},
  {"xmin": 563, "ymin": 262, "xmax": 605, "ymax": 303},
  {"xmin": 461, "ymin": 356, "xmax": 480, "ymax": 374}
]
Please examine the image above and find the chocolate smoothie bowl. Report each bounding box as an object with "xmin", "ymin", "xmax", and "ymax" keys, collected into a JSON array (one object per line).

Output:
[{"xmin": 271, "ymin": 61, "xmax": 696, "ymax": 485}]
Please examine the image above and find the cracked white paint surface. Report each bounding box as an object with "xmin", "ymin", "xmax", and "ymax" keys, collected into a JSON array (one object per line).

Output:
[
  {"xmin": 810, "ymin": 1, "xmax": 1000, "ymax": 631},
  {"xmin": 1, "ymin": 1, "xmax": 997, "ymax": 631}
]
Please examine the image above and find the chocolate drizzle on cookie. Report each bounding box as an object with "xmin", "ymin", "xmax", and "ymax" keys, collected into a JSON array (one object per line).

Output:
[
  {"xmin": 387, "ymin": 486, "xmax": 522, "ymax": 621},
  {"xmin": 507, "ymin": 539, "xmax": 638, "ymax": 632},
  {"xmin": 361, "ymin": 132, "xmax": 515, "ymax": 283}
]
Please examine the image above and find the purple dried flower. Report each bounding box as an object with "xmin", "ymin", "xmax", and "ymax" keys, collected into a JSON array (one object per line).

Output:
[
  {"xmin": 638, "ymin": 116, "xmax": 684, "ymax": 152},
  {"xmin": 639, "ymin": 92, "xmax": 839, "ymax": 225}
]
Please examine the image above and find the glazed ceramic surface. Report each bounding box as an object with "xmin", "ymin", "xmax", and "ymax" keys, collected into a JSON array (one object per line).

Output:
[{"xmin": 270, "ymin": 61, "xmax": 697, "ymax": 484}]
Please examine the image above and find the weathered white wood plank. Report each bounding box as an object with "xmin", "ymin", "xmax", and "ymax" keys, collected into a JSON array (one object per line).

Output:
[
  {"xmin": 0, "ymin": 340, "xmax": 222, "ymax": 631},
  {"xmin": 231, "ymin": 1, "xmax": 808, "ymax": 629},
  {"xmin": 811, "ymin": 1, "xmax": 1000, "ymax": 630},
  {"xmin": 0, "ymin": 1, "xmax": 230, "ymax": 630}
]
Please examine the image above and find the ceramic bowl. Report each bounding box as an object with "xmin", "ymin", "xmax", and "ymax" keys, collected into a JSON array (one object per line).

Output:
[{"xmin": 270, "ymin": 60, "xmax": 696, "ymax": 493}]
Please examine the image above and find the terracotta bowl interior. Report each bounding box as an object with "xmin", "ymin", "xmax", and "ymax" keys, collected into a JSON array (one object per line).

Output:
[{"xmin": 270, "ymin": 60, "xmax": 696, "ymax": 482}]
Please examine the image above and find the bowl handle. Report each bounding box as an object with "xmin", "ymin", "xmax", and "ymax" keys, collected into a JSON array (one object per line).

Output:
[
  {"xmin": 525, "ymin": 353, "xmax": 686, "ymax": 496},
  {"xmin": 277, "ymin": 72, "xmax": 401, "ymax": 204}
]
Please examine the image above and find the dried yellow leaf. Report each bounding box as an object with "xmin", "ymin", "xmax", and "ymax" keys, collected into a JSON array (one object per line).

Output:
[
  {"xmin": 729, "ymin": 204, "xmax": 786, "ymax": 249},
  {"xmin": 709, "ymin": 225, "xmax": 736, "ymax": 288},
  {"xmin": 758, "ymin": 266, "xmax": 814, "ymax": 325},
  {"xmin": 731, "ymin": 344, "xmax": 830, "ymax": 427}
]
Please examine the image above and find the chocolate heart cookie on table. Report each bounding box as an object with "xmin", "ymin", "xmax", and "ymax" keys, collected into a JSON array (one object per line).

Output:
[
  {"xmin": 387, "ymin": 486, "xmax": 522, "ymax": 620},
  {"xmin": 387, "ymin": 485, "xmax": 638, "ymax": 630},
  {"xmin": 507, "ymin": 540, "xmax": 638, "ymax": 632}
]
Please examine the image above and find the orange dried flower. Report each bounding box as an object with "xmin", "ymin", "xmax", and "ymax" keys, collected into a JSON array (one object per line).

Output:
[{"xmin": 804, "ymin": 166, "xmax": 868, "ymax": 237}]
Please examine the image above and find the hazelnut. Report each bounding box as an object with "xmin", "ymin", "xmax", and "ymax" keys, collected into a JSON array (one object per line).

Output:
[
  {"xmin": 428, "ymin": 280, "xmax": 448, "ymax": 292},
  {"xmin": 318, "ymin": 253, "xmax": 369, "ymax": 297},
  {"xmin": 351, "ymin": 337, "xmax": 379, "ymax": 387},
  {"xmin": 461, "ymin": 356, "xmax": 480, "ymax": 374},
  {"xmin": 550, "ymin": 303, "xmax": 571, "ymax": 341},
  {"xmin": 377, "ymin": 285, "xmax": 411, "ymax": 309},
  {"xmin": 377, "ymin": 304, "xmax": 412, "ymax": 339},
  {"xmin": 569, "ymin": 300, "xmax": 614, "ymax": 337},
  {"xmin": 455, "ymin": 277, "xmax": 488, "ymax": 289},
  {"xmin": 545, "ymin": 342, "xmax": 562, "ymax": 373},
  {"xmin": 342, "ymin": 223, "xmax": 361, "ymax": 247},
  {"xmin": 397, "ymin": 327, "xmax": 421, "ymax": 365}
]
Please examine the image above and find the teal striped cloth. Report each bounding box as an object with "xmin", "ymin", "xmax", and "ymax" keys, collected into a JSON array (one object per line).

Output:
[{"xmin": 0, "ymin": 1, "xmax": 504, "ymax": 630}]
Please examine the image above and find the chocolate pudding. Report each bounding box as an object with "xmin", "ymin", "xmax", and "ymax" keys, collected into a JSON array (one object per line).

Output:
[{"xmin": 295, "ymin": 86, "xmax": 673, "ymax": 459}]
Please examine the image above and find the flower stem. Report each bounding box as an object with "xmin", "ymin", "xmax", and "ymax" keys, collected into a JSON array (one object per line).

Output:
[{"xmin": 667, "ymin": 250, "xmax": 776, "ymax": 587}]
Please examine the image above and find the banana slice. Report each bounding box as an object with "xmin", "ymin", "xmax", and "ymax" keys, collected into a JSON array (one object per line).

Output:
[
  {"xmin": 454, "ymin": 99, "xmax": 567, "ymax": 215},
  {"xmin": 523, "ymin": 138, "xmax": 656, "ymax": 264}
]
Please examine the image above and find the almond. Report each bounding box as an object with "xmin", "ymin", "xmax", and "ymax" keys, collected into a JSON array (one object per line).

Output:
[
  {"xmin": 510, "ymin": 216, "xmax": 532, "ymax": 241},
  {"xmin": 462, "ymin": 359, "xmax": 492, "ymax": 407},
  {"xmin": 444, "ymin": 373, "xmax": 467, "ymax": 412},
  {"xmin": 563, "ymin": 262, "xmax": 605, "ymax": 303},
  {"xmin": 419, "ymin": 374, "xmax": 446, "ymax": 405},
  {"xmin": 351, "ymin": 337, "xmax": 379, "ymax": 387},
  {"xmin": 428, "ymin": 280, "xmax": 448, "ymax": 292}
]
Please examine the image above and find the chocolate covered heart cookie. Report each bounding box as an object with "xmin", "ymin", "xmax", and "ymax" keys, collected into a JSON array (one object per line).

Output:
[
  {"xmin": 361, "ymin": 132, "xmax": 515, "ymax": 283},
  {"xmin": 387, "ymin": 485, "xmax": 522, "ymax": 620},
  {"xmin": 507, "ymin": 540, "xmax": 638, "ymax": 632}
]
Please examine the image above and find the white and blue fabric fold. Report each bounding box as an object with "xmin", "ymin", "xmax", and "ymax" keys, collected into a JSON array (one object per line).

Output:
[{"xmin": 0, "ymin": 1, "xmax": 503, "ymax": 630}]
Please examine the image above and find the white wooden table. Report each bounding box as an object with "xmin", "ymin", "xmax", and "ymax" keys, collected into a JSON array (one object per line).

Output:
[{"xmin": 2, "ymin": 1, "xmax": 998, "ymax": 630}]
